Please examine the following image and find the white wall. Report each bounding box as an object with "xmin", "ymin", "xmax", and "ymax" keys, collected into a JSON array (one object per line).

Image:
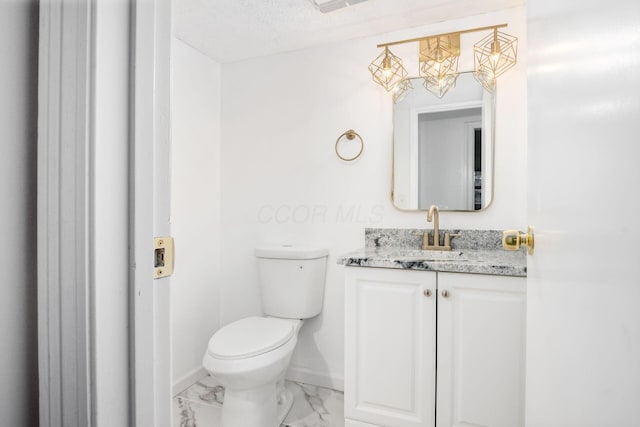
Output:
[
  {"xmin": 220, "ymin": 7, "xmax": 527, "ymax": 389},
  {"xmin": 171, "ymin": 37, "xmax": 222, "ymax": 389},
  {"xmin": 0, "ymin": 1, "xmax": 39, "ymax": 425}
]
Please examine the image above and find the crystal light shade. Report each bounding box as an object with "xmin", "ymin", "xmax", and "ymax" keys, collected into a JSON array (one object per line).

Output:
[
  {"xmin": 368, "ymin": 47, "xmax": 408, "ymax": 92},
  {"xmin": 473, "ymin": 29, "xmax": 517, "ymax": 91}
]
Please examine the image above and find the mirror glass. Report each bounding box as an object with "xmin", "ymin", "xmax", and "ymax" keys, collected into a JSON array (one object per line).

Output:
[{"xmin": 392, "ymin": 72, "xmax": 495, "ymax": 211}]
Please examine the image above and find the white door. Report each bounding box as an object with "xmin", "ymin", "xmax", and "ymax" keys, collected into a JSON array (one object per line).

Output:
[
  {"xmin": 436, "ymin": 273, "xmax": 526, "ymax": 427},
  {"xmin": 345, "ymin": 267, "xmax": 437, "ymax": 427},
  {"xmin": 131, "ymin": 1, "xmax": 172, "ymax": 426},
  {"xmin": 526, "ymin": 0, "xmax": 640, "ymax": 425}
]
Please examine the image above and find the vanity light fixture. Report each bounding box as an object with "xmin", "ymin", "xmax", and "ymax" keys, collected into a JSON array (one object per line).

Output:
[
  {"xmin": 473, "ymin": 28, "xmax": 518, "ymax": 92},
  {"xmin": 392, "ymin": 78, "xmax": 414, "ymax": 103},
  {"xmin": 420, "ymin": 35, "xmax": 460, "ymax": 98},
  {"xmin": 368, "ymin": 46, "xmax": 408, "ymax": 92},
  {"xmin": 369, "ymin": 24, "xmax": 518, "ymax": 100},
  {"xmin": 423, "ymin": 70, "xmax": 459, "ymax": 98}
]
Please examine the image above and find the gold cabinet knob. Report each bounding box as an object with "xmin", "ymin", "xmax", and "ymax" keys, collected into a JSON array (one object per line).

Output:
[
  {"xmin": 423, "ymin": 289, "xmax": 432, "ymax": 298},
  {"xmin": 441, "ymin": 290, "xmax": 450, "ymax": 298},
  {"xmin": 502, "ymin": 226, "xmax": 535, "ymax": 255}
]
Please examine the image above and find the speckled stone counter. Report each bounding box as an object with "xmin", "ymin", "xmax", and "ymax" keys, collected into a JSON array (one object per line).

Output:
[{"xmin": 337, "ymin": 228, "xmax": 527, "ymax": 277}]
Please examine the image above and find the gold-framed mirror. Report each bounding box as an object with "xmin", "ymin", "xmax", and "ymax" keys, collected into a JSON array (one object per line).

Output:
[{"xmin": 392, "ymin": 72, "xmax": 496, "ymax": 211}]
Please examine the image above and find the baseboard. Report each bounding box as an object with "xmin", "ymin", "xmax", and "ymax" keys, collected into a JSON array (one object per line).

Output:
[
  {"xmin": 172, "ymin": 366, "xmax": 209, "ymax": 396},
  {"xmin": 286, "ymin": 365, "xmax": 344, "ymax": 391}
]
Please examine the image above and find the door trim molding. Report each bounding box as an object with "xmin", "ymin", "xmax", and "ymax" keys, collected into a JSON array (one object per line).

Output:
[
  {"xmin": 38, "ymin": 1, "xmax": 172, "ymax": 425},
  {"xmin": 37, "ymin": 1, "xmax": 94, "ymax": 425},
  {"xmin": 130, "ymin": 0, "xmax": 172, "ymax": 425}
]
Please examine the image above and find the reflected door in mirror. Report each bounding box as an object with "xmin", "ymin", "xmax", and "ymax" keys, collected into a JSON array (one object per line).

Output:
[
  {"xmin": 392, "ymin": 72, "xmax": 495, "ymax": 211},
  {"xmin": 418, "ymin": 108, "xmax": 481, "ymax": 210}
]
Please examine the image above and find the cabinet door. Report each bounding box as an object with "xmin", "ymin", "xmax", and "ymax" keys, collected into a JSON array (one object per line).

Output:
[
  {"xmin": 345, "ymin": 267, "xmax": 437, "ymax": 427},
  {"xmin": 436, "ymin": 273, "xmax": 526, "ymax": 427}
]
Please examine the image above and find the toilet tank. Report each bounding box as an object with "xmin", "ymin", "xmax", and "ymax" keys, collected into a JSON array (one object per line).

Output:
[{"xmin": 254, "ymin": 245, "xmax": 329, "ymax": 319}]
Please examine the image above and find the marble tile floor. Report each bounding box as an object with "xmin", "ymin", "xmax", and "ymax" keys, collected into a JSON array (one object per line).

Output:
[{"xmin": 173, "ymin": 375, "xmax": 344, "ymax": 427}]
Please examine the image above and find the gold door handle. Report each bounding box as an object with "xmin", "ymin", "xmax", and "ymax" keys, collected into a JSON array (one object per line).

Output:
[{"xmin": 502, "ymin": 226, "xmax": 534, "ymax": 255}]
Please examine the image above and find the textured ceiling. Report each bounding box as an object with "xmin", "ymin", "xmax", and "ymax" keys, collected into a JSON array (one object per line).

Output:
[{"xmin": 173, "ymin": 0, "xmax": 525, "ymax": 63}]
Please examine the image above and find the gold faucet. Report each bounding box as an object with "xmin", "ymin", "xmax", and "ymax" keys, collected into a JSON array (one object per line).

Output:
[
  {"xmin": 415, "ymin": 205, "xmax": 460, "ymax": 251},
  {"xmin": 427, "ymin": 205, "xmax": 440, "ymax": 248}
]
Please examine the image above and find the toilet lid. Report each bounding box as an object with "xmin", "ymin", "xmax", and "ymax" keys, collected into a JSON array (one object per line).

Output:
[{"xmin": 207, "ymin": 317, "xmax": 295, "ymax": 360}]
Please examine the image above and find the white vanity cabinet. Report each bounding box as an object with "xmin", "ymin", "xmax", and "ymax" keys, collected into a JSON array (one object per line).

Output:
[
  {"xmin": 344, "ymin": 267, "xmax": 526, "ymax": 427},
  {"xmin": 345, "ymin": 268, "xmax": 437, "ymax": 427},
  {"xmin": 436, "ymin": 272, "xmax": 526, "ymax": 427}
]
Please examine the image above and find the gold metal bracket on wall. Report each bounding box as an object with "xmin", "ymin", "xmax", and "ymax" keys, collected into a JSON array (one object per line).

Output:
[
  {"xmin": 335, "ymin": 129, "xmax": 364, "ymax": 161},
  {"xmin": 154, "ymin": 236, "xmax": 175, "ymax": 278}
]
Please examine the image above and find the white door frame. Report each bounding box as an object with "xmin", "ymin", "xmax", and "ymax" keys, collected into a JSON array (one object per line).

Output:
[
  {"xmin": 37, "ymin": 0, "xmax": 171, "ymax": 425},
  {"xmin": 37, "ymin": 1, "xmax": 94, "ymax": 425},
  {"xmin": 130, "ymin": 0, "xmax": 172, "ymax": 426}
]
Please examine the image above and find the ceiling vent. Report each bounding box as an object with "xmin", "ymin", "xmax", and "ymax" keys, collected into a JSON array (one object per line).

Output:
[{"xmin": 309, "ymin": 0, "xmax": 368, "ymax": 13}]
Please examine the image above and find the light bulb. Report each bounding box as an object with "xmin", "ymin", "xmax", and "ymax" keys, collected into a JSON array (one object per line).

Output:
[
  {"xmin": 490, "ymin": 51, "xmax": 501, "ymax": 68},
  {"xmin": 382, "ymin": 56, "xmax": 392, "ymax": 80},
  {"xmin": 489, "ymin": 39, "xmax": 501, "ymax": 69}
]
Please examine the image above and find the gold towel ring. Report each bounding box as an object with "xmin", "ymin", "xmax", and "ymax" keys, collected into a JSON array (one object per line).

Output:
[{"xmin": 335, "ymin": 129, "xmax": 364, "ymax": 162}]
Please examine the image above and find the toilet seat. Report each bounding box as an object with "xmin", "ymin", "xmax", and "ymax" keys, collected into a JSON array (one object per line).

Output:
[{"xmin": 207, "ymin": 317, "xmax": 295, "ymax": 360}]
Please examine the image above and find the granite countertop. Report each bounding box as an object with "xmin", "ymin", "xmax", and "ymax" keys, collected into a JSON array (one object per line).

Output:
[
  {"xmin": 337, "ymin": 247, "xmax": 526, "ymax": 277},
  {"xmin": 337, "ymin": 228, "xmax": 527, "ymax": 277}
]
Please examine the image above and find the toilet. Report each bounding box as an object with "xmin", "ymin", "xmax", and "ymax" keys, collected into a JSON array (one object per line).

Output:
[{"xmin": 202, "ymin": 244, "xmax": 329, "ymax": 427}]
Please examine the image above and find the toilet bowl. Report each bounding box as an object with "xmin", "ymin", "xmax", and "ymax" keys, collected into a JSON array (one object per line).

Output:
[
  {"xmin": 202, "ymin": 245, "xmax": 328, "ymax": 427},
  {"xmin": 203, "ymin": 317, "xmax": 302, "ymax": 427}
]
